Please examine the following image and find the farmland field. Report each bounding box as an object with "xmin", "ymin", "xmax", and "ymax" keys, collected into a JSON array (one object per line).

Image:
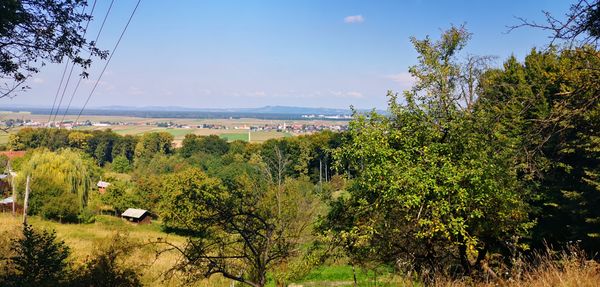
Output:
[{"xmin": 0, "ymin": 112, "xmax": 336, "ymax": 145}]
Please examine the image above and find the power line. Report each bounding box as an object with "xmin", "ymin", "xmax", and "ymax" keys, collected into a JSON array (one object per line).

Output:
[
  {"xmin": 75, "ymin": 0, "xmax": 142, "ymax": 124},
  {"xmin": 59, "ymin": 0, "xmax": 116, "ymax": 125},
  {"xmin": 51, "ymin": 0, "xmax": 99, "ymax": 125},
  {"xmin": 60, "ymin": 0, "xmax": 114, "ymax": 124},
  {"xmin": 48, "ymin": 59, "xmax": 70, "ymax": 124}
]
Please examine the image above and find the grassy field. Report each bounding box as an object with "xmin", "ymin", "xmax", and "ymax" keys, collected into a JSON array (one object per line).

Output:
[
  {"xmin": 0, "ymin": 213, "xmax": 230, "ymax": 287},
  {"xmin": 0, "ymin": 213, "xmax": 397, "ymax": 287}
]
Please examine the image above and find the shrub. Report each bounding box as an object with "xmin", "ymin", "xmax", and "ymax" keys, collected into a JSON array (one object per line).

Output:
[
  {"xmin": 0, "ymin": 224, "xmax": 70, "ymax": 287},
  {"xmin": 70, "ymin": 233, "xmax": 142, "ymax": 287},
  {"xmin": 40, "ymin": 193, "xmax": 80, "ymax": 223}
]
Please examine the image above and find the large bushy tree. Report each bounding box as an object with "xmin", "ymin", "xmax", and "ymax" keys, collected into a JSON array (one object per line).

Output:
[
  {"xmin": 16, "ymin": 149, "xmax": 97, "ymax": 222},
  {"xmin": 160, "ymin": 167, "xmax": 319, "ymax": 287},
  {"xmin": 325, "ymin": 26, "xmax": 531, "ymax": 278},
  {"xmin": 478, "ymin": 47, "xmax": 600, "ymax": 254}
]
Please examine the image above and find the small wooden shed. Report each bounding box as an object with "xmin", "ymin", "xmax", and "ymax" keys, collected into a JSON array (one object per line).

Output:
[{"xmin": 121, "ymin": 208, "xmax": 151, "ymax": 224}]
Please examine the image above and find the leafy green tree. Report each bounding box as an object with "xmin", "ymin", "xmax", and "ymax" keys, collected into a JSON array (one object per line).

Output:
[
  {"xmin": 40, "ymin": 193, "xmax": 80, "ymax": 223},
  {"xmin": 134, "ymin": 132, "xmax": 174, "ymax": 159},
  {"xmin": 111, "ymin": 135, "xmax": 137, "ymax": 162},
  {"xmin": 100, "ymin": 180, "xmax": 137, "ymax": 214},
  {"xmin": 67, "ymin": 132, "xmax": 93, "ymax": 150},
  {"xmin": 16, "ymin": 149, "xmax": 97, "ymax": 221},
  {"xmin": 0, "ymin": 0, "xmax": 106, "ymax": 98},
  {"xmin": 111, "ymin": 155, "xmax": 132, "ymax": 173},
  {"xmin": 180, "ymin": 134, "xmax": 229, "ymax": 157},
  {"xmin": 478, "ymin": 47, "xmax": 600, "ymax": 254},
  {"xmin": 326, "ymin": 26, "xmax": 530, "ymax": 277},
  {"xmin": 160, "ymin": 167, "xmax": 320, "ymax": 287},
  {"xmin": 0, "ymin": 224, "xmax": 70, "ymax": 287}
]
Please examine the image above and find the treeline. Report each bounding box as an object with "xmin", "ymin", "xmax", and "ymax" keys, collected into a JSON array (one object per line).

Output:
[
  {"xmin": 6, "ymin": 128, "xmax": 342, "ymax": 286},
  {"xmin": 7, "ymin": 129, "xmax": 341, "ymax": 222}
]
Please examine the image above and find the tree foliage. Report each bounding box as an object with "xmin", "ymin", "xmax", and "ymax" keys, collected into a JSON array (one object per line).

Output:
[
  {"xmin": 16, "ymin": 149, "xmax": 97, "ymax": 222},
  {"xmin": 0, "ymin": 0, "xmax": 107, "ymax": 98},
  {"xmin": 325, "ymin": 26, "xmax": 531, "ymax": 278},
  {"xmin": 160, "ymin": 167, "xmax": 320, "ymax": 287},
  {"xmin": 0, "ymin": 224, "xmax": 70, "ymax": 287},
  {"xmin": 478, "ymin": 46, "xmax": 600, "ymax": 254}
]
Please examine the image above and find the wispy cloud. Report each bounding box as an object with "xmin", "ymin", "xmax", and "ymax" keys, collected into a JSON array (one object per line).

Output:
[
  {"xmin": 32, "ymin": 77, "xmax": 45, "ymax": 84},
  {"xmin": 329, "ymin": 90, "xmax": 364, "ymax": 99},
  {"xmin": 128, "ymin": 86, "xmax": 144, "ymax": 96},
  {"xmin": 344, "ymin": 15, "xmax": 364, "ymax": 24},
  {"xmin": 385, "ymin": 72, "xmax": 416, "ymax": 87}
]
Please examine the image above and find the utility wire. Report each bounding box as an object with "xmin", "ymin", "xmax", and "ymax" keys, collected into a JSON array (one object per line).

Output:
[
  {"xmin": 48, "ymin": 59, "xmax": 70, "ymax": 124},
  {"xmin": 51, "ymin": 0, "xmax": 99, "ymax": 124},
  {"xmin": 60, "ymin": 0, "xmax": 115, "ymax": 125},
  {"xmin": 75, "ymin": 0, "xmax": 142, "ymax": 124}
]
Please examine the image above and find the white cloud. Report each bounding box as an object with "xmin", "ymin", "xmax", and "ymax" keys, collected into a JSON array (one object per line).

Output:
[
  {"xmin": 32, "ymin": 77, "xmax": 45, "ymax": 84},
  {"xmin": 247, "ymin": 91, "xmax": 267, "ymax": 97},
  {"xmin": 386, "ymin": 72, "xmax": 416, "ymax": 87},
  {"xmin": 128, "ymin": 86, "xmax": 144, "ymax": 96},
  {"xmin": 344, "ymin": 15, "xmax": 364, "ymax": 24},
  {"xmin": 346, "ymin": 91, "xmax": 364, "ymax": 98}
]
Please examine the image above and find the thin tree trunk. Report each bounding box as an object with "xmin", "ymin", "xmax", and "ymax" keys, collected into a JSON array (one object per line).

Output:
[{"xmin": 23, "ymin": 175, "xmax": 30, "ymax": 224}]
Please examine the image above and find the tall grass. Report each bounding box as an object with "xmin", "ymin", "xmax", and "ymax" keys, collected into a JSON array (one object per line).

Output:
[
  {"xmin": 431, "ymin": 247, "xmax": 600, "ymax": 287},
  {"xmin": 1, "ymin": 213, "xmax": 598, "ymax": 286}
]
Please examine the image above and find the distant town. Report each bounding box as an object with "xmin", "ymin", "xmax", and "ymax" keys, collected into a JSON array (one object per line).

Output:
[{"xmin": 0, "ymin": 117, "xmax": 348, "ymax": 134}]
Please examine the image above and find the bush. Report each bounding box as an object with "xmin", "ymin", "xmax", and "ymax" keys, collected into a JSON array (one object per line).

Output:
[
  {"xmin": 40, "ymin": 193, "xmax": 80, "ymax": 223},
  {"xmin": 77, "ymin": 208, "xmax": 96, "ymax": 224},
  {"xmin": 70, "ymin": 233, "xmax": 142, "ymax": 287}
]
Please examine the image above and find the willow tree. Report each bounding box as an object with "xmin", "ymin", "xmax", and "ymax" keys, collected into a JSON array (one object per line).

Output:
[{"xmin": 16, "ymin": 149, "xmax": 97, "ymax": 222}]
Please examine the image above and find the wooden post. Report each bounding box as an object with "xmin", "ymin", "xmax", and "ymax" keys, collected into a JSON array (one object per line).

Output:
[
  {"xmin": 319, "ymin": 159, "xmax": 322, "ymax": 193},
  {"xmin": 9, "ymin": 162, "xmax": 16, "ymax": 216},
  {"xmin": 23, "ymin": 175, "xmax": 30, "ymax": 224},
  {"xmin": 11, "ymin": 173, "xmax": 16, "ymax": 216}
]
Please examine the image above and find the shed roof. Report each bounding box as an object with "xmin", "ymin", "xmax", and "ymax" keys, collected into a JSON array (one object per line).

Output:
[
  {"xmin": 121, "ymin": 208, "xmax": 148, "ymax": 219},
  {"xmin": 0, "ymin": 196, "xmax": 13, "ymax": 204},
  {"xmin": 97, "ymin": 181, "xmax": 110, "ymax": 188}
]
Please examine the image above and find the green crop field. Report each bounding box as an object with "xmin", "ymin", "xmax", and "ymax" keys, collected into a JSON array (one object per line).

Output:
[{"xmin": 219, "ymin": 133, "xmax": 249, "ymax": 142}]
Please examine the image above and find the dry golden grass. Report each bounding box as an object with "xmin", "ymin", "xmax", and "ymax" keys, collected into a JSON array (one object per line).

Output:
[
  {"xmin": 0, "ymin": 213, "xmax": 231, "ymax": 286},
  {"xmin": 3, "ymin": 213, "xmax": 597, "ymax": 286},
  {"xmin": 430, "ymin": 249, "xmax": 600, "ymax": 287}
]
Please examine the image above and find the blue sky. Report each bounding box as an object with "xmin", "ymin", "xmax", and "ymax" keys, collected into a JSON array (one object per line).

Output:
[{"xmin": 8, "ymin": 0, "xmax": 572, "ymax": 110}]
